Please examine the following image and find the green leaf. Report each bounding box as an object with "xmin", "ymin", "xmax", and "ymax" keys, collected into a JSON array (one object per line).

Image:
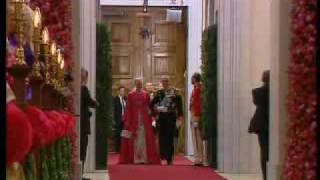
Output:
[
  {"xmin": 200, "ymin": 24, "xmax": 218, "ymax": 168},
  {"xmin": 96, "ymin": 23, "xmax": 113, "ymax": 169}
]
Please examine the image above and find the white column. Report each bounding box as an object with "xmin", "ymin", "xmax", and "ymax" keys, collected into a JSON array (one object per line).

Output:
[
  {"xmin": 217, "ymin": 0, "xmax": 241, "ymax": 172},
  {"xmin": 268, "ymin": 0, "xmax": 290, "ymax": 179},
  {"xmin": 185, "ymin": 0, "xmax": 203, "ymax": 156},
  {"xmin": 238, "ymin": 0, "xmax": 259, "ymax": 173},
  {"xmin": 72, "ymin": 0, "xmax": 82, "ymax": 178},
  {"xmin": 80, "ymin": 0, "xmax": 97, "ymax": 172}
]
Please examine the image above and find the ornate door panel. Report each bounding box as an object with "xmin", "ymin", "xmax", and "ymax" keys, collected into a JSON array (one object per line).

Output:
[
  {"xmin": 102, "ymin": 7, "xmax": 143, "ymax": 94},
  {"xmin": 101, "ymin": 7, "xmax": 186, "ymax": 95}
]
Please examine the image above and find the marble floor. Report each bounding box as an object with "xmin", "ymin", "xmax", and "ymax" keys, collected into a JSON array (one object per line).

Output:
[
  {"xmin": 84, "ymin": 172, "xmax": 262, "ymax": 180},
  {"xmin": 219, "ymin": 173, "xmax": 262, "ymax": 180}
]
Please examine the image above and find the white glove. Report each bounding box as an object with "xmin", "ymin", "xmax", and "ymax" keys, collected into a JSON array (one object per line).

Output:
[
  {"xmin": 191, "ymin": 121, "xmax": 199, "ymax": 128},
  {"xmin": 152, "ymin": 120, "xmax": 157, "ymax": 127}
]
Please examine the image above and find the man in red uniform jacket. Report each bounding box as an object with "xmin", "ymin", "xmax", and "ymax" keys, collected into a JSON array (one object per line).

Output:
[{"xmin": 189, "ymin": 72, "xmax": 207, "ymax": 166}]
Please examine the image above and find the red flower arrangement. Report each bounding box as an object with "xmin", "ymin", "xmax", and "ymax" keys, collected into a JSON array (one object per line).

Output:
[
  {"xmin": 25, "ymin": 106, "xmax": 55, "ymax": 148},
  {"xmin": 283, "ymin": 0, "xmax": 317, "ymax": 179},
  {"xmin": 6, "ymin": 101, "xmax": 33, "ymax": 166}
]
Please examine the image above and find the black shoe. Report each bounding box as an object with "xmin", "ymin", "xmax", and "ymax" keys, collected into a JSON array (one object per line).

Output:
[
  {"xmin": 82, "ymin": 178, "xmax": 90, "ymax": 180},
  {"xmin": 193, "ymin": 163, "xmax": 203, "ymax": 166}
]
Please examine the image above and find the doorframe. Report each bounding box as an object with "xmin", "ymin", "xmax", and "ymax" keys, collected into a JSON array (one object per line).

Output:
[
  {"xmin": 99, "ymin": 1, "xmax": 203, "ymax": 158},
  {"xmin": 80, "ymin": 0, "xmax": 203, "ymax": 171}
]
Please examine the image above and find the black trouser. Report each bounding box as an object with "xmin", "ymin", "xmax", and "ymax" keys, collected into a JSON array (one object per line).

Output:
[
  {"xmin": 114, "ymin": 126, "xmax": 122, "ymax": 153},
  {"xmin": 158, "ymin": 113, "xmax": 176, "ymax": 163},
  {"xmin": 80, "ymin": 133, "xmax": 89, "ymax": 166},
  {"xmin": 258, "ymin": 132, "xmax": 269, "ymax": 180}
]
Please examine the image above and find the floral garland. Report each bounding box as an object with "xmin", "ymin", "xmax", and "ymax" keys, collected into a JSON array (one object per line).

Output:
[{"xmin": 283, "ymin": 0, "xmax": 317, "ymax": 179}]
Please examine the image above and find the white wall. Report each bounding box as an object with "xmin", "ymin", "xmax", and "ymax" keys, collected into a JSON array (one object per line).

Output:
[
  {"xmin": 250, "ymin": 0, "xmax": 271, "ymax": 87},
  {"xmin": 268, "ymin": 0, "xmax": 290, "ymax": 179},
  {"xmin": 217, "ymin": 0, "xmax": 271, "ymax": 173}
]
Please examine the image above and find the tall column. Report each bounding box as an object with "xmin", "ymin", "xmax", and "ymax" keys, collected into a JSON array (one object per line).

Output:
[
  {"xmin": 217, "ymin": 0, "xmax": 241, "ymax": 173},
  {"xmin": 186, "ymin": 0, "xmax": 203, "ymax": 156},
  {"xmin": 238, "ymin": 0, "xmax": 260, "ymax": 173},
  {"xmin": 72, "ymin": 0, "xmax": 82, "ymax": 178},
  {"xmin": 80, "ymin": 0, "xmax": 97, "ymax": 172},
  {"xmin": 268, "ymin": 0, "xmax": 290, "ymax": 179}
]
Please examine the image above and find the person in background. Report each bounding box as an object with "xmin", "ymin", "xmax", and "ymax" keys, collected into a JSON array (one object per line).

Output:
[
  {"xmin": 151, "ymin": 77, "xmax": 183, "ymax": 165},
  {"xmin": 145, "ymin": 82, "xmax": 155, "ymax": 101},
  {"xmin": 113, "ymin": 86, "xmax": 127, "ymax": 153},
  {"xmin": 248, "ymin": 70, "xmax": 270, "ymax": 180},
  {"xmin": 189, "ymin": 72, "xmax": 208, "ymax": 166},
  {"xmin": 80, "ymin": 68, "xmax": 98, "ymax": 180}
]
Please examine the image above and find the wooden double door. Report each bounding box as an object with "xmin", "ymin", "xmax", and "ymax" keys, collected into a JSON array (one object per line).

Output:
[
  {"xmin": 101, "ymin": 6, "xmax": 187, "ymax": 153},
  {"xmin": 101, "ymin": 6, "xmax": 187, "ymax": 94}
]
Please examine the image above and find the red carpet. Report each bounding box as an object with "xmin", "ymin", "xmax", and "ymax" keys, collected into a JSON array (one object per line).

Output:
[{"xmin": 108, "ymin": 154, "xmax": 226, "ymax": 180}]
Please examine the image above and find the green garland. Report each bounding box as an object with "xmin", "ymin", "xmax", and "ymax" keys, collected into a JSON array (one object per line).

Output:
[
  {"xmin": 37, "ymin": 137, "xmax": 71, "ymax": 180},
  {"xmin": 96, "ymin": 23, "xmax": 112, "ymax": 169},
  {"xmin": 40, "ymin": 148, "xmax": 50, "ymax": 180},
  {"xmin": 23, "ymin": 153, "xmax": 37, "ymax": 180},
  {"xmin": 65, "ymin": 137, "xmax": 71, "ymax": 178},
  {"xmin": 200, "ymin": 24, "xmax": 218, "ymax": 168},
  {"xmin": 55, "ymin": 140, "xmax": 64, "ymax": 180},
  {"xmin": 48, "ymin": 143, "xmax": 58, "ymax": 180},
  {"xmin": 61, "ymin": 137, "xmax": 69, "ymax": 179}
]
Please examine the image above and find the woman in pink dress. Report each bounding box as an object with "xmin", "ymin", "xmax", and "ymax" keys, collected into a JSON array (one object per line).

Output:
[{"xmin": 119, "ymin": 78, "xmax": 160, "ymax": 164}]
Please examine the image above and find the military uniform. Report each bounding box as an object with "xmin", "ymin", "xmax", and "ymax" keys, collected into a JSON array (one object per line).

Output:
[{"xmin": 151, "ymin": 88, "xmax": 183, "ymax": 164}]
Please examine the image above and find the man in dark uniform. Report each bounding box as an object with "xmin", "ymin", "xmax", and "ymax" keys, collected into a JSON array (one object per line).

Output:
[{"xmin": 151, "ymin": 77, "xmax": 183, "ymax": 165}]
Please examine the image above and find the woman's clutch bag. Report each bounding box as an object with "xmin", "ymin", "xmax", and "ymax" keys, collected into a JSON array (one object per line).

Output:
[{"xmin": 121, "ymin": 130, "xmax": 132, "ymax": 139}]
